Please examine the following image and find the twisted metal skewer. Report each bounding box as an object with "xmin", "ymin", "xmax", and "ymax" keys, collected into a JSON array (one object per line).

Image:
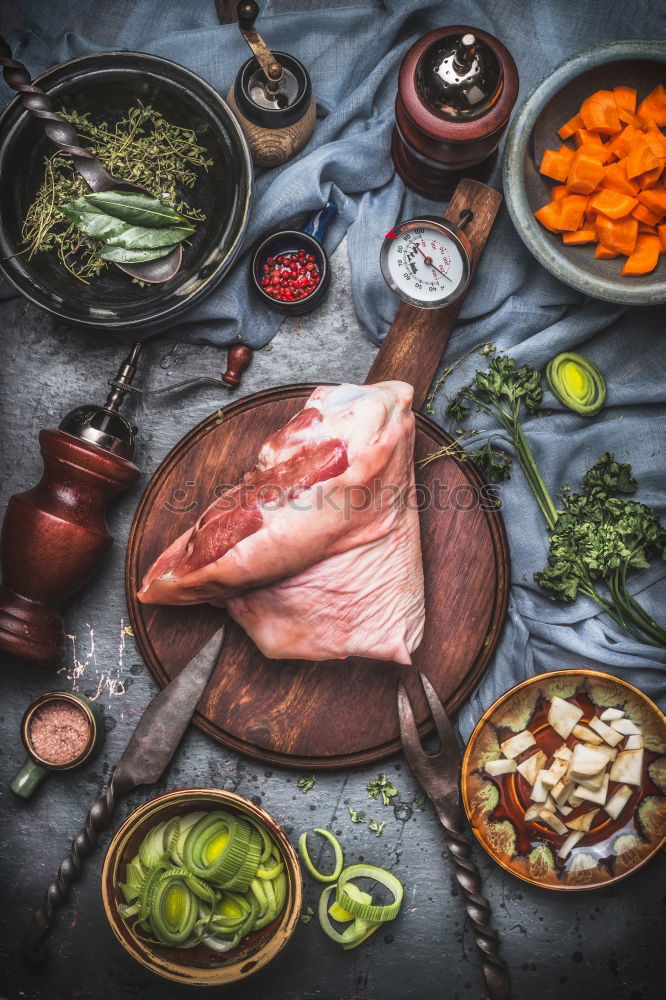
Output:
[
  {"xmin": 0, "ymin": 36, "xmax": 115, "ymax": 192},
  {"xmin": 22, "ymin": 770, "xmax": 133, "ymax": 965}
]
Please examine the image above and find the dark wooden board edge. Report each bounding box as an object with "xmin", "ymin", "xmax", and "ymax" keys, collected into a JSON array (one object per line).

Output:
[{"xmin": 125, "ymin": 384, "xmax": 510, "ymax": 770}]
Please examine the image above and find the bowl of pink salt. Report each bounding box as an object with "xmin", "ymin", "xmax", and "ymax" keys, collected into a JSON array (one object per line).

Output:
[{"xmin": 10, "ymin": 691, "xmax": 103, "ymax": 799}]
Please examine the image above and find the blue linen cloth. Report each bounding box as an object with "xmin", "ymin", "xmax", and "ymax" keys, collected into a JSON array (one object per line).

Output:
[{"xmin": 1, "ymin": 1, "xmax": 664, "ymax": 733}]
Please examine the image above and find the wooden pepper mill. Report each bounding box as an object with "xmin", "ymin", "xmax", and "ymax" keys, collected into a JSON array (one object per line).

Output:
[
  {"xmin": 0, "ymin": 343, "xmax": 252, "ymax": 668},
  {"xmin": 228, "ymin": 0, "xmax": 316, "ymax": 168},
  {"xmin": 392, "ymin": 25, "xmax": 518, "ymax": 198}
]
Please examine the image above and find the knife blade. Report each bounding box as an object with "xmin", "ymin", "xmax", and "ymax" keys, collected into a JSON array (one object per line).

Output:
[{"xmin": 22, "ymin": 625, "xmax": 226, "ymax": 965}]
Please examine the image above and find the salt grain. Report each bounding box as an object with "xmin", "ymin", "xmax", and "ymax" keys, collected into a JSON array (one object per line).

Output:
[{"xmin": 29, "ymin": 701, "xmax": 90, "ymax": 764}]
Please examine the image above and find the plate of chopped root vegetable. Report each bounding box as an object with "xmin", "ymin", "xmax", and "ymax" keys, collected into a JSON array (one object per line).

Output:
[
  {"xmin": 462, "ymin": 670, "xmax": 666, "ymax": 890},
  {"xmin": 503, "ymin": 41, "xmax": 666, "ymax": 304}
]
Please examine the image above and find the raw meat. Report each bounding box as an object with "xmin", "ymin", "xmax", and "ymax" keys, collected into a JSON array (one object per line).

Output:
[{"xmin": 139, "ymin": 382, "xmax": 425, "ymax": 664}]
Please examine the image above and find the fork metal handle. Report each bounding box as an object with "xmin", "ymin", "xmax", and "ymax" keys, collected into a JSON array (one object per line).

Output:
[{"xmin": 433, "ymin": 803, "xmax": 511, "ymax": 1000}]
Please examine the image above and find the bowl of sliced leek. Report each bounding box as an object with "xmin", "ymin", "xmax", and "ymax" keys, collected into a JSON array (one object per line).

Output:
[
  {"xmin": 462, "ymin": 669, "xmax": 666, "ymax": 890},
  {"xmin": 101, "ymin": 788, "xmax": 302, "ymax": 984}
]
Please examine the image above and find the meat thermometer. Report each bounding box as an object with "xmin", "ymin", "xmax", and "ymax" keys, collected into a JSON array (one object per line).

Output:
[{"xmin": 380, "ymin": 212, "xmax": 473, "ymax": 309}]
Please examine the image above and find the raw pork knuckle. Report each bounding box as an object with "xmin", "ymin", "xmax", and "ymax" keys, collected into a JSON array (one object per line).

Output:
[{"xmin": 139, "ymin": 382, "xmax": 425, "ymax": 664}]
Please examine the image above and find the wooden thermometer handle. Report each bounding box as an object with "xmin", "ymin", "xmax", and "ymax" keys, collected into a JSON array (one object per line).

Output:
[{"xmin": 366, "ymin": 179, "xmax": 502, "ymax": 408}]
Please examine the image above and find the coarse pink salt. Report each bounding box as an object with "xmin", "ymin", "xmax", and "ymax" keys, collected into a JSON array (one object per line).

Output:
[{"xmin": 29, "ymin": 701, "xmax": 90, "ymax": 764}]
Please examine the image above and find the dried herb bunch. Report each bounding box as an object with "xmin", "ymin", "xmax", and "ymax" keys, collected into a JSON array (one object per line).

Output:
[{"xmin": 22, "ymin": 102, "xmax": 212, "ymax": 282}]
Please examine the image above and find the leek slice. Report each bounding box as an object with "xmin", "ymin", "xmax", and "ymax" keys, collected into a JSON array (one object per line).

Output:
[
  {"xmin": 298, "ymin": 829, "xmax": 344, "ymax": 883},
  {"xmin": 317, "ymin": 886, "xmax": 381, "ymax": 949},
  {"xmin": 336, "ymin": 865, "xmax": 403, "ymax": 923},
  {"xmin": 546, "ymin": 353, "xmax": 606, "ymax": 416}
]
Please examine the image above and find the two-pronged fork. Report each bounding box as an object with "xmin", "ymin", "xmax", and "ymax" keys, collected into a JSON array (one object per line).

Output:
[{"xmin": 397, "ymin": 672, "xmax": 511, "ymax": 1000}]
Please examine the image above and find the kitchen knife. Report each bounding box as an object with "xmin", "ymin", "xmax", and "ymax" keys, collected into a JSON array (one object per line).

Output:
[{"xmin": 22, "ymin": 625, "xmax": 226, "ymax": 964}]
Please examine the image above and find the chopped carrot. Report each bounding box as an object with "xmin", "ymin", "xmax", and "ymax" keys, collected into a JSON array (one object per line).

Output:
[
  {"xmin": 567, "ymin": 150, "xmax": 605, "ymax": 193},
  {"xmin": 626, "ymin": 139, "xmax": 659, "ymax": 179},
  {"xmin": 637, "ymin": 187, "xmax": 666, "ymax": 217},
  {"xmin": 603, "ymin": 160, "xmax": 640, "ymax": 197},
  {"xmin": 580, "ymin": 90, "xmax": 621, "ymax": 134},
  {"xmin": 540, "ymin": 146, "xmax": 574, "ymax": 182},
  {"xmin": 533, "ymin": 82, "xmax": 666, "ymax": 275},
  {"xmin": 658, "ymin": 224, "xmax": 666, "ymax": 252},
  {"xmin": 559, "ymin": 194, "xmax": 588, "ymax": 230},
  {"xmin": 534, "ymin": 202, "xmax": 562, "ymax": 233},
  {"xmin": 632, "ymin": 203, "xmax": 662, "ymax": 226},
  {"xmin": 557, "ymin": 113, "xmax": 583, "ymax": 140},
  {"xmin": 637, "ymin": 85, "xmax": 666, "ymax": 127},
  {"xmin": 562, "ymin": 229, "xmax": 597, "ymax": 245},
  {"xmin": 614, "ymin": 86, "xmax": 637, "ymax": 115},
  {"xmin": 595, "ymin": 244, "xmax": 619, "ymax": 259},
  {"xmin": 595, "ymin": 215, "xmax": 638, "ymax": 256},
  {"xmin": 590, "ymin": 189, "xmax": 638, "ymax": 219},
  {"xmin": 621, "ymin": 234, "xmax": 661, "ymax": 275}
]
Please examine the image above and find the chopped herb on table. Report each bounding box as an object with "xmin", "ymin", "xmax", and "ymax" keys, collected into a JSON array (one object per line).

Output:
[
  {"xmin": 443, "ymin": 355, "xmax": 666, "ymax": 647},
  {"xmin": 366, "ymin": 773, "xmax": 398, "ymax": 806},
  {"xmin": 297, "ymin": 773, "xmax": 316, "ymax": 793},
  {"xmin": 22, "ymin": 103, "xmax": 211, "ymax": 282},
  {"xmin": 348, "ymin": 806, "xmax": 365, "ymax": 823},
  {"xmin": 368, "ymin": 819, "xmax": 387, "ymax": 837}
]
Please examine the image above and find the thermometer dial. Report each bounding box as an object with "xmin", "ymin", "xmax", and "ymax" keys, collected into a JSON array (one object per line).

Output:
[{"xmin": 380, "ymin": 215, "xmax": 472, "ymax": 309}]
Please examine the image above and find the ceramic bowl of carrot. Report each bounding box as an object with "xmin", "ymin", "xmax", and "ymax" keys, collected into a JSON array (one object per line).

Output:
[{"xmin": 503, "ymin": 41, "xmax": 666, "ymax": 304}]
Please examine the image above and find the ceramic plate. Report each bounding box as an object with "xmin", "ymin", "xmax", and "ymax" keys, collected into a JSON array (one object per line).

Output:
[{"xmin": 462, "ymin": 670, "xmax": 666, "ymax": 890}]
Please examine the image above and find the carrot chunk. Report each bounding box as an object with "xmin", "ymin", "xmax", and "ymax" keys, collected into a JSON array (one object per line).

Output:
[
  {"xmin": 603, "ymin": 160, "xmax": 640, "ymax": 197},
  {"xmin": 621, "ymin": 234, "xmax": 661, "ymax": 275},
  {"xmin": 637, "ymin": 187, "xmax": 666, "ymax": 217},
  {"xmin": 540, "ymin": 146, "xmax": 575, "ymax": 182},
  {"xmin": 595, "ymin": 214, "xmax": 638, "ymax": 256},
  {"xmin": 637, "ymin": 85, "xmax": 666, "ymax": 127},
  {"xmin": 595, "ymin": 244, "xmax": 619, "ymax": 259},
  {"xmin": 614, "ymin": 86, "xmax": 637, "ymax": 115},
  {"xmin": 626, "ymin": 139, "xmax": 660, "ymax": 179},
  {"xmin": 590, "ymin": 190, "xmax": 638, "ymax": 219},
  {"xmin": 633, "ymin": 203, "xmax": 662, "ymax": 226},
  {"xmin": 557, "ymin": 113, "xmax": 584, "ymax": 140},
  {"xmin": 567, "ymin": 151, "xmax": 605, "ymax": 194},
  {"xmin": 658, "ymin": 224, "xmax": 666, "ymax": 252},
  {"xmin": 580, "ymin": 90, "xmax": 621, "ymax": 134},
  {"xmin": 562, "ymin": 229, "xmax": 598, "ymax": 245},
  {"xmin": 559, "ymin": 194, "xmax": 588, "ymax": 231},
  {"xmin": 534, "ymin": 202, "xmax": 563, "ymax": 233}
]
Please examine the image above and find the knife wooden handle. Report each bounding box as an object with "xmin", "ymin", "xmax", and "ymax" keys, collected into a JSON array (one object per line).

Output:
[
  {"xmin": 22, "ymin": 771, "xmax": 129, "ymax": 964},
  {"xmin": 435, "ymin": 808, "xmax": 511, "ymax": 1000}
]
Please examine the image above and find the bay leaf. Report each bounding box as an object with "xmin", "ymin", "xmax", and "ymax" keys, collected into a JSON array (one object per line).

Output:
[
  {"xmin": 58, "ymin": 203, "xmax": 130, "ymax": 241},
  {"xmin": 83, "ymin": 191, "xmax": 187, "ymax": 228},
  {"xmin": 102, "ymin": 222, "xmax": 194, "ymax": 250},
  {"xmin": 97, "ymin": 244, "xmax": 179, "ymax": 263}
]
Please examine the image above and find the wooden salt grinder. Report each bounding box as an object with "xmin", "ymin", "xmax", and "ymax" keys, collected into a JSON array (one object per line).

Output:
[{"xmin": 228, "ymin": 1, "xmax": 316, "ymax": 168}]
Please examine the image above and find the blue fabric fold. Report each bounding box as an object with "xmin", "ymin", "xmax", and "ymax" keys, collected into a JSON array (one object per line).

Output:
[{"xmin": 1, "ymin": 0, "xmax": 665, "ymax": 733}]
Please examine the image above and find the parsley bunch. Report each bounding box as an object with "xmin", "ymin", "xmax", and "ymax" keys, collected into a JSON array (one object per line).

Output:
[{"xmin": 446, "ymin": 358, "xmax": 666, "ymax": 647}]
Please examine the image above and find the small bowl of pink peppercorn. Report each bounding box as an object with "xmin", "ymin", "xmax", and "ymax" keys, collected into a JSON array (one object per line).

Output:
[{"xmin": 251, "ymin": 201, "xmax": 336, "ymax": 315}]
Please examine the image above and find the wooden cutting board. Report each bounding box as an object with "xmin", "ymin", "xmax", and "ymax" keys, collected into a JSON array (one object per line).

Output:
[{"xmin": 126, "ymin": 180, "xmax": 509, "ymax": 769}]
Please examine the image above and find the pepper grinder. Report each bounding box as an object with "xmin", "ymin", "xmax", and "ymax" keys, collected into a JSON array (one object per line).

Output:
[
  {"xmin": 392, "ymin": 26, "xmax": 519, "ymax": 198},
  {"xmin": 0, "ymin": 343, "xmax": 252, "ymax": 668},
  {"xmin": 228, "ymin": 1, "xmax": 316, "ymax": 168}
]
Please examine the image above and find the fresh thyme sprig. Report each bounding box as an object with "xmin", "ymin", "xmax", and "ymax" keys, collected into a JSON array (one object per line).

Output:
[{"xmin": 22, "ymin": 102, "xmax": 211, "ymax": 283}]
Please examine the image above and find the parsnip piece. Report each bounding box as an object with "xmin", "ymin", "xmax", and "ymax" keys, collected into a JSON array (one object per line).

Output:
[
  {"xmin": 558, "ymin": 830, "xmax": 585, "ymax": 860},
  {"xmin": 604, "ymin": 784, "xmax": 633, "ymax": 820},
  {"xmin": 610, "ymin": 718, "xmax": 641, "ymax": 736},
  {"xmin": 625, "ymin": 734, "xmax": 643, "ymax": 751},
  {"xmin": 541, "ymin": 758, "xmax": 569, "ymax": 788},
  {"xmin": 572, "ymin": 724, "xmax": 602, "ymax": 745},
  {"xmin": 501, "ymin": 729, "xmax": 536, "ymax": 759},
  {"xmin": 560, "ymin": 805, "xmax": 573, "ymax": 817},
  {"xmin": 583, "ymin": 742, "xmax": 618, "ymax": 763},
  {"xmin": 517, "ymin": 750, "xmax": 547, "ymax": 786},
  {"xmin": 553, "ymin": 744, "xmax": 573, "ymax": 762},
  {"xmin": 548, "ymin": 697, "xmax": 583, "ymax": 739},
  {"xmin": 588, "ymin": 717, "xmax": 623, "ymax": 747},
  {"xmin": 568, "ymin": 793, "xmax": 584, "ymax": 807},
  {"xmin": 568, "ymin": 744, "xmax": 608, "ymax": 779},
  {"xmin": 573, "ymin": 769, "xmax": 607, "ymax": 792},
  {"xmin": 552, "ymin": 780, "xmax": 575, "ymax": 808},
  {"xmin": 600, "ymin": 708, "xmax": 624, "ymax": 722},
  {"xmin": 524, "ymin": 804, "xmax": 542, "ymax": 822},
  {"xmin": 574, "ymin": 773, "xmax": 609, "ymax": 805},
  {"xmin": 485, "ymin": 758, "xmax": 518, "ymax": 777},
  {"xmin": 565, "ymin": 809, "xmax": 598, "ymax": 833},
  {"xmin": 543, "ymin": 793, "xmax": 557, "ymax": 813},
  {"xmin": 530, "ymin": 773, "xmax": 550, "ymax": 803},
  {"xmin": 537, "ymin": 809, "xmax": 568, "ymax": 835},
  {"xmin": 609, "ymin": 749, "xmax": 644, "ymax": 786}
]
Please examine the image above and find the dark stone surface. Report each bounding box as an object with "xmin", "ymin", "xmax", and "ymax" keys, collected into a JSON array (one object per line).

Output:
[{"xmin": 0, "ymin": 244, "xmax": 664, "ymax": 1000}]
